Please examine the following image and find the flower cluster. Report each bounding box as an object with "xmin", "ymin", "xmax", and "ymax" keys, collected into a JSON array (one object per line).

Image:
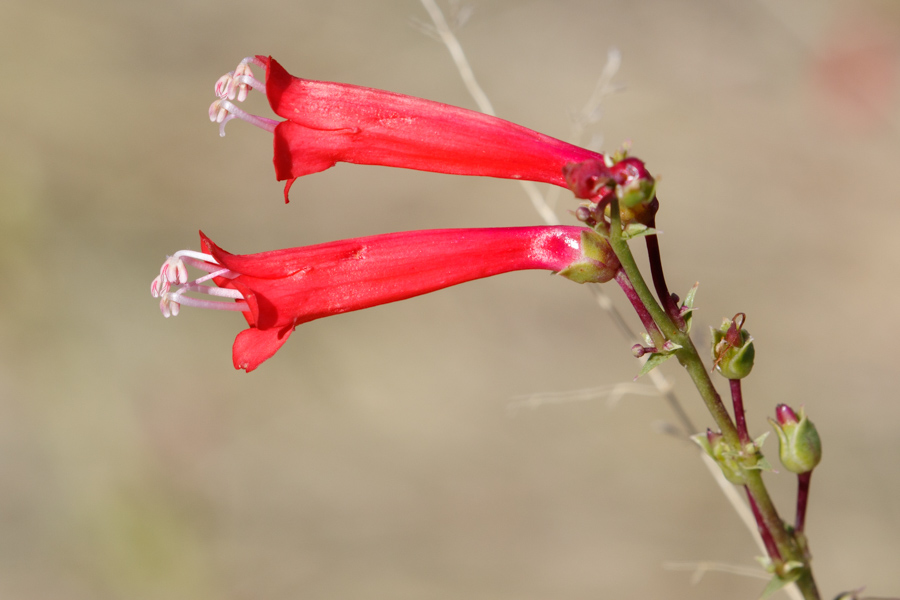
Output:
[{"xmin": 155, "ymin": 55, "xmax": 654, "ymax": 370}]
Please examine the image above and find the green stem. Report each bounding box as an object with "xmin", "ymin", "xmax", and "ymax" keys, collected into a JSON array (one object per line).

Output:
[
  {"xmin": 607, "ymin": 199, "xmax": 738, "ymax": 445},
  {"xmin": 673, "ymin": 344, "xmax": 740, "ymax": 446},
  {"xmin": 606, "ymin": 200, "xmax": 679, "ymax": 341},
  {"xmin": 606, "ymin": 199, "xmax": 820, "ymax": 599}
]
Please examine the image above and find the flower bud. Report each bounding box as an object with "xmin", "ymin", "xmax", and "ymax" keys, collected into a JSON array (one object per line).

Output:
[
  {"xmin": 711, "ymin": 314, "xmax": 755, "ymax": 379},
  {"xmin": 769, "ymin": 404, "xmax": 822, "ymax": 474},
  {"xmin": 692, "ymin": 429, "xmax": 748, "ymax": 485}
]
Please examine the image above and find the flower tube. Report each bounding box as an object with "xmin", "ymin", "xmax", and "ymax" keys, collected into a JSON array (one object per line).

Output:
[
  {"xmin": 210, "ymin": 56, "xmax": 608, "ymax": 201},
  {"xmin": 151, "ymin": 227, "xmax": 619, "ymax": 371}
]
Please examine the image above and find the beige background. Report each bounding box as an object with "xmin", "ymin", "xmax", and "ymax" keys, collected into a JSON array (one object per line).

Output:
[{"xmin": 2, "ymin": 0, "xmax": 899, "ymax": 598}]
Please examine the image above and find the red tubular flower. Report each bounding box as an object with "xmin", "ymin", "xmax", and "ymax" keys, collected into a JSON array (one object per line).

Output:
[
  {"xmin": 209, "ymin": 56, "xmax": 607, "ymax": 201},
  {"xmin": 151, "ymin": 227, "xmax": 619, "ymax": 372}
]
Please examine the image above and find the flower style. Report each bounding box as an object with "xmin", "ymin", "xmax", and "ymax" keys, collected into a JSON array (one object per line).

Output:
[
  {"xmin": 151, "ymin": 227, "xmax": 620, "ymax": 372},
  {"xmin": 209, "ymin": 56, "xmax": 609, "ymax": 201}
]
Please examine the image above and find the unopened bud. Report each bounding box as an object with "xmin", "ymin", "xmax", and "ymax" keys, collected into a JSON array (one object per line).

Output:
[
  {"xmin": 711, "ymin": 314, "xmax": 755, "ymax": 379},
  {"xmin": 769, "ymin": 404, "xmax": 822, "ymax": 474},
  {"xmin": 609, "ymin": 157, "xmax": 655, "ymax": 208},
  {"xmin": 574, "ymin": 205, "xmax": 594, "ymax": 223}
]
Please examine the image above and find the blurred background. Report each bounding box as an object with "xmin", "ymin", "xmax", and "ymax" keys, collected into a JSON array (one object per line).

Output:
[{"xmin": 2, "ymin": 0, "xmax": 899, "ymax": 598}]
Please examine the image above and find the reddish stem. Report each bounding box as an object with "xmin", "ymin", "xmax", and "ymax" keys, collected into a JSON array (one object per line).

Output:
[
  {"xmin": 644, "ymin": 215, "xmax": 686, "ymax": 330},
  {"xmin": 614, "ymin": 269, "xmax": 665, "ymax": 348},
  {"xmin": 796, "ymin": 471, "xmax": 812, "ymax": 533},
  {"xmin": 745, "ymin": 487, "xmax": 782, "ymax": 561},
  {"xmin": 729, "ymin": 378, "xmax": 751, "ymax": 445}
]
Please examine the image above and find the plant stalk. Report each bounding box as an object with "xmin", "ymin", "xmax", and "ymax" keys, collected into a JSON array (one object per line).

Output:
[{"xmin": 607, "ymin": 199, "xmax": 820, "ymax": 599}]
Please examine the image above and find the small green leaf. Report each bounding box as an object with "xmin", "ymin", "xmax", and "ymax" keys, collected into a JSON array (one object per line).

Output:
[
  {"xmin": 622, "ymin": 223, "xmax": 659, "ymax": 240},
  {"xmin": 681, "ymin": 282, "xmax": 699, "ymax": 332},
  {"xmin": 758, "ymin": 562, "xmax": 803, "ymax": 600},
  {"xmin": 747, "ymin": 455, "xmax": 774, "ymax": 472},
  {"xmin": 683, "ymin": 282, "xmax": 700, "ymax": 310},
  {"xmin": 637, "ymin": 352, "xmax": 674, "ymax": 377}
]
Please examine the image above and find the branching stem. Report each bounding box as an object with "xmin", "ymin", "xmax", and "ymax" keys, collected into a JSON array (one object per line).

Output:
[{"xmin": 607, "ymin": 198, "xmax": 820, "ymax": 600}]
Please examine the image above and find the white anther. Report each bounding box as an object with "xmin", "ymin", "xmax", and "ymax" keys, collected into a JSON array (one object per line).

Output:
[
  {"xmin": 159, "ymin": 293, "xmax": 180, "ymax": 318},
  {"xmin": 151, "ymin": 256, "xmax": 190, "ymax": 297},
  {"xmin": 215, "ymin": 72, "xmax": 236, "ymax": 99},
  {"xmin": 208, "ymin": 99, "xmax": 229, "ymax": 123},
  {"xmin": 164, "ymin": 256, "xmax": 189, "ymax": 285},
  {"xmin": 208, "ymin": 99, "xmax": 237, "ymax": 136},
  {"xmin": 150, "ymin": 275, "xmax": 167, "ymax": 298},
  {"xmin": 152, "ymin": 250, "xmax": 247, "ymax": 318},
  {"xmin": 214, "ymin": 57, "xmax": 266, "ymax": 101}
]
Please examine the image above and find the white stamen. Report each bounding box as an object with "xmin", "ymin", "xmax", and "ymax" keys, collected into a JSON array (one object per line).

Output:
[
  {"xmin": 208, "ymin": 98, "xmax": 277, "ymax": 137},
  {"xmin": 214, "ymin": 57, "xmax": 267, "ymax": 101},
  {"xmin": 151, "ymin": 250, "xmax": 248, "ymax": 318},
  {"xmin": 164, "ymin": 292, "xmax": 249, "ymax": 314},
  {"xmin": 176, "ymin": 281, "xmax": 245, "ymax": 299}
]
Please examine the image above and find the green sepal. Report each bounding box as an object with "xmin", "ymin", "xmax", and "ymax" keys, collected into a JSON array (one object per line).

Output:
[
  {"xmin": 621, "ymin": 223, "xmax": 659, "ymax": 240},
  {"xmin": 747, "ymin": 455, "xmax": 774, "ymax": 472},
  {"xmin": 589, "ymin": 222, "xmax": 610, "ymax": 239},
  {"xmin": 661, "ymin": 340, "xmax": 682, "ymax": 352},
  {"xmin": 557, "ymin": 264, "xmax": 604, "ymax": 284},
  {"xmin": 692, "ymin": 432, "xmax": 748, "ymax": 485},
  {"xmin": 768, "ymin": 407, "xmax": 822, "ymax": 474},
  {"xmin": 637, "ymin": 352, "xmax": 675, "ymax": 377},
  {"xmin": 711, "ymin": 318, "xmax": 755, "ymax": 379},
  {"xmin": 681, "ymin": 282, "xmax": 699, "ymax": 333},
  {"xmin": 758, "ymin": 561, "xmax": 803, "ymax": 600},
  {"xmin": 557, "ymin": 231, "xmax": 619, "ymax": 284},
  {"xmin": 619, "ymin": 178, "xmax": 656, "ymax": 208},
  {"xmin": 580, "ymin": 230, "xmax": 612, "ymax": 263}
]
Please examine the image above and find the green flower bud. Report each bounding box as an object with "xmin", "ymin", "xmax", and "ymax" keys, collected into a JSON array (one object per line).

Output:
[
  {"xmin": 711, "ymin": 313, "xmax": 755, "ymax": 379},
  {"xmin": 618, "ymin": 177, "xmax": 656, "ymax": 208},
  {"xmin": 692, "ymin": 429, "xmax": 748, "ymax": 485},
  {"xmin": 769, "ymin": 404, "xmax": 822, "ymax": 474}
]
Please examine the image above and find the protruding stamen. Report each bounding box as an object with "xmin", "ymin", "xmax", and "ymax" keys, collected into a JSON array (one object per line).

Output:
[
  {"xmin": 160, "ymin": 292, "xmax": 250, "ymax": 318},
  {"xmin": 151, "ymin": 250, "xmax": 248, "ymax": 318},
  {"xmin": 208, "ymin": 98, "xmax": 278, "ymax": 137},
  {"xmin": 151, "ymin": 256, "xmax": 188, "ymax": 298},
  {"xmin": 214, "ymin": 56, "xmax": 267, "ymax": 101}
]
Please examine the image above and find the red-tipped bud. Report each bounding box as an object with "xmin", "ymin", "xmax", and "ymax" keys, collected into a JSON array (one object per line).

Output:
[
  {"xmin": 775, "ymin": 403, "xmax": 800, "ymax": 426},
  {"xmin": 769, "ymin": 404, "xmax": 822, "ymax": 474}
]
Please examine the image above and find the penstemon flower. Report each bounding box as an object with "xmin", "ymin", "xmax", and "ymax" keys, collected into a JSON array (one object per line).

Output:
[
  {"xmin": 209, "ymin": 56, "xmax": 609, "ymax": 201},
  {"xmin": 151, "ymin": 227, "xmax": 619, "ymax": 372}
]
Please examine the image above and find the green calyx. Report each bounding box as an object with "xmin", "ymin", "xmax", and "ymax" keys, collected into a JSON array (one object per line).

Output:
[
  {"xmin": 692, "ymin": 430, "xmax": 770, "ymax": 485},
  {"xmin": 693, "ymin": 431, "xmax": 746, "ymax": 485},
  {"xmin": 711, "ymin": 316, "xmax": 755, "ymax": 379},
  {"xmin": 558, "ymin": 230, "xmax": 620, "ymax": 284},
  {"xmin": 618, "ymin": 177, "xmax": 656, "ymax": 209},
  {"xmin": 769, "ymin": 407, "xmax": 822, "ymax": 474}
]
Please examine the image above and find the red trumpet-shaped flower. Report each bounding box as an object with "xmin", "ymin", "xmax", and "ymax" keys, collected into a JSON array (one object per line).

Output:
[
  {"xmin": 151, "ymin": 227, "xmax": 619, "ymax": 372},
  {"xmin": 209, "ymin": 56, "xmax": 607, "ymax": 201}
]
